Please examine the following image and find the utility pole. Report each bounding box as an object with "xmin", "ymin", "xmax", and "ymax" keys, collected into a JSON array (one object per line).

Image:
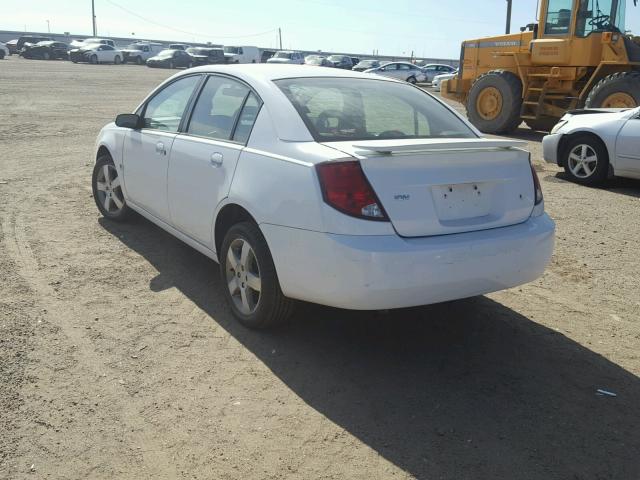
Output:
[
  {"xmin": 92, "ymin": 0, "xmax": 97, "ymax": 36},
  {"xmin": 278, "ymin": 28, "xmax": 282, "ymax": 50},
  {"xmin": 505, "ymin": 0, "xmax": 512, "ymax": 34},
  {"xmin": 46, "ymin": 20, "xmax": 50, "ymax": 33}
]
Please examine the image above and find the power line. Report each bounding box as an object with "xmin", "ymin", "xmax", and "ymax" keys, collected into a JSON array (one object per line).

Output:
[{"xmin": 105, "ymin": 0, "xmax": 277, "ymax": 40}]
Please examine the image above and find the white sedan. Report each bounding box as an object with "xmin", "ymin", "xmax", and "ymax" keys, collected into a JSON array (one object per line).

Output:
[
  {"xmin": 432, "ymin": 70, "xmax": 458, "ymax": 92},
  {"xmin": 543, "ymin": 107, "xmax": 640, "ymax": 185},
  {"xmin": 364, "ymin": 62, "xmax": 426, "ymax": 84},
  {"xmin": 92, "ymin": 65, "xmax": 555, "ymax": 329}
]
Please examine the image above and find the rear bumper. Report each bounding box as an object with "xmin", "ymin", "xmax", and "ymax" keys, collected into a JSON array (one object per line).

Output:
[
  {"xmin": 542, "ymin": 133, "xmax": 562, "ymax": 165},
  {"xmin": 261, "ymin": 214, "xmax": 555, "ymax": 310}
]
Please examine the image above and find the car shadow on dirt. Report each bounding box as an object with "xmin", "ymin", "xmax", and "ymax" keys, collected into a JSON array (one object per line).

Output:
[
  {"xmin": 100, "ymin": 216, "xmax": 640, "ymax": 480},
  {"xmin": 546, "ymin": 172, "xmax": 640, "ymax": 198}
]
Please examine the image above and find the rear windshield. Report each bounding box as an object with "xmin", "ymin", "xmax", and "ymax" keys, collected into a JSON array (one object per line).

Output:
[{"xmin": 275, "ymin": 77, "xmax": 477, "ymax": 142}]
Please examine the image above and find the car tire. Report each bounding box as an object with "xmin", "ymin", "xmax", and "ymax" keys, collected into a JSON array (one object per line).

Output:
[
  {"xmin": 136, "ymin": 56, "xmax": 143, "ymax": 65},
  {"xmin": 42, "ymin": 51, "xmax": 50, "ymax": 60},
  {"xmin": 187, "ymin": 61, "xmax": 193, "ymax": 68},
  {"xmin": 92, "ymin": 154, "xmax": 130, "ymax": 221},
  {"xmin": 0, "ymin": 51, "xmax": 4, "ymax": 60},
  {"xmin": 407, "ymin": 76, "xmax": 417, "ymax": 84},
  {"xmin": 169, "ymin": 60, "xmax": 174, "ymax": 69},
  {"xmin": 585, "ymin": 71, "xmax": 640, "ymax": 108},
  {"xmin": 220, "ymin": 221, "xmax": 295, "ymax": 330},
  {"xmin": 90, "ymin": 54, "xmax": 98, "ymax": 65},
  {"xmin": 466, "ymin": 70, "xmax": 523, "ymax": 134},
  {"xmin": 561, "ymin": 134, "xmax": 609, "ymax": 186},
  {"xmin": 114, "ymin": 55, "xmax": 121, "ymax": 65}
]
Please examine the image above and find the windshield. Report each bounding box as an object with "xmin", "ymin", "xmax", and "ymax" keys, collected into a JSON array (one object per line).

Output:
[
  {"xmin": 274, "ymin": 52, "xmax": 292, "ymax": 59},
  {"xmin": 275, "ymin": 77, "xmax": 476, "ymax": 142},
  {"xmin": 224, "ymin": 46, "xmax": 240, "ymax": 54},
  {"xmin": 358, "ymin": 60, "xmax": 378, "ymax": 67},
  {"xmin": 327, "ymin": 55, "xmax": 344, "ymax": 62},
  {"xmin": 576, "ymin": 0, "xmax": 627, "ymax": 36},
  {"xmin": 187, "ymin": 48, "xmax": 207, "ymax": 55},
  {"xmin": 127, "ymin": 44, "xmax": 143, "ymax": 50},
  {"xmin": 306, "ymin": 56, "xmax": 325, "ymax": 64},
  {"xmin": 157, "ymin": 50, "xmax": 175, "ymax": 58}
]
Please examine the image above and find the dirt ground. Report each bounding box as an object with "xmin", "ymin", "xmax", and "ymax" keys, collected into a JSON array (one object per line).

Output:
[{"xmin": 0, "ymin": 55, "xmax": 639, "ymax": 480}]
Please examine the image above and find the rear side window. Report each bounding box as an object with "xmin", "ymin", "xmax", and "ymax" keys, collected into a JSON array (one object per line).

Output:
[
  {"xmin": 143, "ymin": 75, "xmax": 200, "ymax": 132},
  {"xmin": 233, "ymin": 93, "xmax": 261, "ymax": 143},
  {"xmin": 276, "ymin": 77, "xmax": 476, "ymax": 142},
  {"xmin": 187, "ymin": 76, "xmax": 250, "ymax": 141}
]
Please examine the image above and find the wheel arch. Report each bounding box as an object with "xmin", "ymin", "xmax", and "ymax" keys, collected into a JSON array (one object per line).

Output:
[
  {"xmin": 96, "ymin": 145, "xmax": 112, "ymax": 161},
  {"xmin": 213, "ymin": 202, "xmax": 258, "ymax": 256},
  {"xmin": 558, "ymin": 130, "xmax": 611, "ymax": 170}
]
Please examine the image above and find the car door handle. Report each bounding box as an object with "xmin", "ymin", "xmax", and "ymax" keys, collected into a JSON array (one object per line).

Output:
[
  {"xmin": 155, "ymin": 141, "xmax": 166, "ymax": 155},
  {"xmin": 210, "ymin": 152, "xmax": 223, "ymax": 167}
]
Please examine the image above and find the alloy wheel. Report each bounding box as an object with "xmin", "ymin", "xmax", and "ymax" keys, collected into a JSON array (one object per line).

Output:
[
  {"xmin": 568, "ymin": 144, "xmax": 598, "ymax": 178},
  {"xmin": 225, "ymin": 238, "xmax": 262, "ymax": 315},
  {"xmin": 95, "ymin": 164, "xmax": 125, "ymax": 213}
]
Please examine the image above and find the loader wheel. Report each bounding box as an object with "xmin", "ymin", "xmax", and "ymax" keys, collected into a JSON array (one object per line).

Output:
[
  {"xmin": 467, "ymin": 70, "xmax": 523, "ymax": 134},
  {"xmin": 525, "ymin": 117, "xmax": 558, "ymax": 132},
  {"xmin": 585, "ymin": 71, "xmax": 640, "ymax": 109}
]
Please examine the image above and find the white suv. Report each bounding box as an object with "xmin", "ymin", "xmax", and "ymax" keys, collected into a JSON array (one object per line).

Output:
[
  {"xmin": 266, "ymin": 51, "xmax": 305, "ymax": 64},
  {"xmin": 122, "ymin": 43, "xmax": 164, "ymax": 64}
]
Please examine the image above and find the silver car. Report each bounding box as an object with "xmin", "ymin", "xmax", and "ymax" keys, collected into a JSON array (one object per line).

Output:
[
  {"xmin": 364, "ymin": 62, "xmax": 426, "ymax": 84},
  {"xmin": 421, "ymin": 64, "xmax": 457, "ymax": 83}
]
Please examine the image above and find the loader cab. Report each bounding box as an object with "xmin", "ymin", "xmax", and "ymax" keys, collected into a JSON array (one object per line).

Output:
[{"xmin": 533, "ymin": 0, "xmax": 630, "ymax": 64}]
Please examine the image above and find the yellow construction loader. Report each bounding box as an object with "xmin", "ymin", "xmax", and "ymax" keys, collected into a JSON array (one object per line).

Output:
[{"xmin": 441, "ymin": 0, "xmax": 640, "ymax": 132}]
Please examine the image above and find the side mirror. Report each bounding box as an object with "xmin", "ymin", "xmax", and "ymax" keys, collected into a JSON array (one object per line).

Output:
[{"xmin": 115, "ymin": 113, "xmax": 142, "ymax": 129}]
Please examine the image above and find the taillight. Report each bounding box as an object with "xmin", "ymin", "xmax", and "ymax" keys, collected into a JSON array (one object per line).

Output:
[
  {"xmin": 531, "ymin": 162, "xmax": 543, "ymax": 205},
  {"xmin": 316, "ymin": 160, "xmax": 388, "ymax": 221}
]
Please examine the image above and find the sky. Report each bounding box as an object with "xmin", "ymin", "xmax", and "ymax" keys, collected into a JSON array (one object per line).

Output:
[{"xmin": 4, "ymin": 0, "xmax": 640, "ymax": 58}]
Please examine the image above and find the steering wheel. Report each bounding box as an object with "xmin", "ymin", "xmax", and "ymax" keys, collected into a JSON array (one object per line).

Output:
[
  {"xmin": 588, "ymin": 14, "xmax": 611, "ymax": 29},
  {"xmin": 316, "ymin": 110, "xmax": 357, "ymax": 134},
  {"xmin": 377, "ymin": 130, "xmax": 407, "ymax": 139}
]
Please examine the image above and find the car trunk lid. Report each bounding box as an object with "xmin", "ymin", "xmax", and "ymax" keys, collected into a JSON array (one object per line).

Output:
[{"xmin": 323, "ymin": 138, "xmax": 535, "ymax": 237}]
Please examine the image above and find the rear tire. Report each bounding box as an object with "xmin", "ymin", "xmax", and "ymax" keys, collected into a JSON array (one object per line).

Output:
[
  {"xmin": 114, "ymin": 55, "xmax": 121, "ymax": 65},
  {"xmin": 42, "ymin": 51, "xmax": 50, "ymax": 60},
  {"xmin": 92, "ymin": 154, "xmax": 130, "ymax": 221},
  {"xmin": 585, "ymin": 71, "xmax": 640, "ymax": 108},
  {"xmin": 169, "ymin": 60, "xmax": 174, "ymax": 69},
  {"xmin": 467, "ymin": 70, "xmax": 523, "ymax": 134},
  {"xmin": 220, "ymin": 222, "xmax": 295, "ymax": 329},
  {"xmin": 136, "ymin": 56, "xmax": 143, "ymax": 65},
  {"xmin": 90, "ymin": 54, "xmax": 98, "ymax": 65},
  {"xmin": 561, "ymin": 134, "xmax": 609, "ymax": 186},
  {"xmin": 407, "ymin": 76, "xmax": 417, "ymax": 84}
]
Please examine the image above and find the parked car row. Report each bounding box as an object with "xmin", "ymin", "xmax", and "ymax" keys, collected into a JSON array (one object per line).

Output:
[{"xmin": 2, "ymin": 34, "xmax": 458, "ymax": 81}]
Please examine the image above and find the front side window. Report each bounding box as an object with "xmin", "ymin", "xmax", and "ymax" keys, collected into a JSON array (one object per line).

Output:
[
  {"xmin": 576, "ymin": 0, "xmax": 625, "ymax": 37},
  {"xmin": 276, "ymin": 77, "xmax": 477, "ymax": 142},
  {"xmin": 545, "ymin": 0, "xmax": 574, "ymax": 35},
  {"xmin": 143, "ymin": 75, "xmax": 200, "ymax": 132},
  {"xmin": 187, "ymin": 76, "xmax": 250, "ymax": 141}
]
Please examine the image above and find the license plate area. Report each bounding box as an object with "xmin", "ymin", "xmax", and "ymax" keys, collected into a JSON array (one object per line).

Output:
[{"xmin": 431, "ymin": 182, "xmax": 493, "ymax": 221}]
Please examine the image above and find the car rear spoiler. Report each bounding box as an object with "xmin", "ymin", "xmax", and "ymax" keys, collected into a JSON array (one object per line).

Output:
[{"xmin": 352, "ymin": 138, "xmax": 528, "ymax": 155}]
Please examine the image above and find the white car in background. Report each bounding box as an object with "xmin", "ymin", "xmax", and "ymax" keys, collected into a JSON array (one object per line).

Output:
[
  {"xmin": 223, "ymin": 46, "xmax": 260, "ymax": 63},
  {"xmin": 266, "ymin": 51, "xmax": 305, "ymax": 64},
  {"xmin": 70, "ymin": 37, "xmax": 116, "ymax": 49},
  {"xmin": 543, "ymin": 106, "xmax": 640, "ymax": 185},
  {"xmin": 364, "ymin": 62, "xmax": 426, "ymax": 84},
  {"xmin": 92, "ymin": 65, "xmax": 554, "ymax": 329},
  {"xmin": 432, "ymin": 70, "xmax": 458, "ymax": 92},
  {"xmin": 421, "ymin": 64, "xmax": 457, "ymax": 83},
  {"xmin": 69, "ymin": 43, "xmax": 123, "ymax": 64},
  {"xmin": 121, "ymin": 42, "xmax": 164, "ymax": 64}
]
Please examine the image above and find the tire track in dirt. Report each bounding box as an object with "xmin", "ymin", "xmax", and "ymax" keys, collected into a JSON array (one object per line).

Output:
[{"xmin": 1, "ymin": 201, "xmax": 178, "ymax": 477}]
